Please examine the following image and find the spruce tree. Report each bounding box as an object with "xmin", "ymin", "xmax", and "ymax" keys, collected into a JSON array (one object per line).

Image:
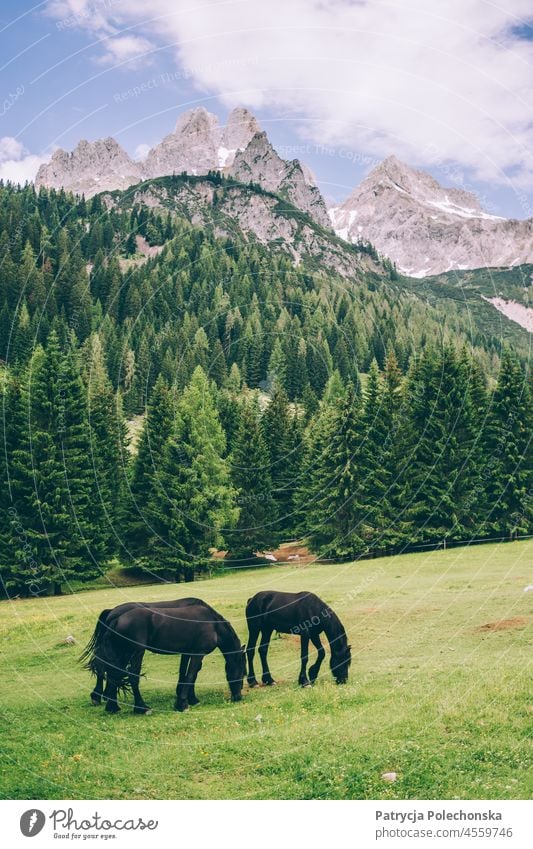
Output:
[
  {"xmin": 148, "ymin": 367, "xmax": 237, "ymax": 581},
  {"xmin": 86, "ymin": 333, "xmax": 129, "ymax": 557},
  {"xmin": 401, "ymin": 346, "xmax": 487, "ymax": 545},
  {"xmin": 262, "ymin": 383, "xmax": 292, "ymax": 533},
  {"xmin": 226, "ymin": 396, "xmax": 277, "ymax": 560},
  {"xmin": 485, "ymin": 350, "xmax": 532, "ymax": 536},
  {"xmin": 10, "ymin": 333, "xmax": 102, "ymax": 594},
  {"xmin": 124, "ymin": 375, "xmax": 175, "ymax": 564}
]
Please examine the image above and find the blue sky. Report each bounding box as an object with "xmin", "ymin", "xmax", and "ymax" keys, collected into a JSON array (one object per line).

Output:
[{"xmin": 2, "ymin": 0, "xmax": 533, "ymax": 216}]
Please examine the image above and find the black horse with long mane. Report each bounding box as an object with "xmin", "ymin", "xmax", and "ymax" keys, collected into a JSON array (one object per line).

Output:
[
  {"xmin": 246, "ymin": 591, "xmax": 351, "ymax": 687},
  {"xmin": 81, "ymin": 598, "xmax": 246, "ymax": 713},
  {"xmin": 83, "ymin": 597, "xmax": 204, "ymax": 707}
]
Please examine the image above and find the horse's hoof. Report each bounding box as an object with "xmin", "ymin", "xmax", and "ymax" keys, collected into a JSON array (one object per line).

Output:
[
  {"xmin": 247, "ymin": 680, "xmax": 259, "ymax": 689},
  {"xmin": 263, "ymin": 679, "xmax": 276, "ymax": 686},
  {"xmin": 144, "ymin": 709, "xmax": 153, "ymax": 716},
  {"xmin": 91, "ymin": 697, "xmax": 101, "ymax": 706},
  {"xmin": 134, "ymin": 706, "xmax": 152, "ymax": 715},
  {"xmin": 300, "ymin": 681, "xmax": 311, "ymax": 688},
  {"xmin": 175, "ymin": 703, "xmax": 189, "ymax": 712}
]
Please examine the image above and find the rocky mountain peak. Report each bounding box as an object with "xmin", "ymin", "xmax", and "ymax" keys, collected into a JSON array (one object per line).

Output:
[
  {"xmin": 34, "ymin": 106, "xmax": 330, "ymax": 227},
  {"xmin": 231, "ymin": 132, "xmax": 331, "ymax": 228},
  {"xmin": 329, "ymin": 156, "xmax": 530, "ymax": 276},
  {"xmin": 35, "ymin": 136, "xmax": 141, "ymax": 195},
  {"xmin": 221, "ymin": 107, "xmax": 261, "ymax": 155}
]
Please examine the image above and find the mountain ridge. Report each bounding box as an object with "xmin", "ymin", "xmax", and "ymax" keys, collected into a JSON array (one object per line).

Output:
[
  {"xmin": 35, "ymin": 107, "xmax": 533, "ymax": 277},
  {"xmin": 329, "ymin": 156, "xmax": 533, "ymax": 276}
]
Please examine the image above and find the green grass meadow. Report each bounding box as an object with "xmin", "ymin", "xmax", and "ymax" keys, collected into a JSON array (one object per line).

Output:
[{"xmin": 1, "ymin": 540, "xmax": 531, "ymax": 800}]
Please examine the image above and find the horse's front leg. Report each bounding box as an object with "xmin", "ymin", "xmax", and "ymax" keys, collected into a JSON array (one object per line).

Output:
[
  {"xmin": 246, "ymin": 622, "xmax": 260, "ymax": 687},
  {"xmin": 129, "ymin": 651, "xmax": 151, "ymax": 714},
  {"xmin": 298, "ymin": 633, "xmax": 311, "ymax": 687},
  {"xmin": 308, "ymin": 633, "xmax": 326, "ymax": 684},
  {"xmin": 176, "ymin": 655, "xmax": 203, "ymax": 712},
  {"xmin": 259, "ymin": 628, "xmax": 275, "ymax": 685}
]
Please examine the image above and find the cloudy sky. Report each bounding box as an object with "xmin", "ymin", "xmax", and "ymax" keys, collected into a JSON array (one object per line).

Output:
[{"xmin": 1, "ymin": 0, "xmax": 533, "ymax": 215}]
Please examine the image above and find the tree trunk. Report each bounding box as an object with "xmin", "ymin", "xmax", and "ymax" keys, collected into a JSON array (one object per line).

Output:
[{"xmin": 53, "ymin": 582, "xmax": 62, "ymax": 596}]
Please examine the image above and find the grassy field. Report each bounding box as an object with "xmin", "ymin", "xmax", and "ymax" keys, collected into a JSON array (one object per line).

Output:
[{"xmin": 0, "ymin": 540, "xmax": 531, "ymax": 800}]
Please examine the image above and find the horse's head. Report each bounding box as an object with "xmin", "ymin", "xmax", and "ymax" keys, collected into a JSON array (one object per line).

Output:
[
  {"xmin": 331, "ymin": 642, "xmax": 352, "ymax": 684},
  {"xmin": 226, "ymin": 644, "xmax": 246, "ymax": 701}
]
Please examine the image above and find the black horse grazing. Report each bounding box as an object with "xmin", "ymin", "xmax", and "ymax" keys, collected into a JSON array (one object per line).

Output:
[
  {"xmin": 83, "ymin": 598, "xmax": 205, "ymax": 707},
  {"xmin": 246, "ymin": 591, "xmax": 351, "ymax": 687},
  {"xmin": 81, "ymin": 599, "xmax": 246, "ymax": 714}
]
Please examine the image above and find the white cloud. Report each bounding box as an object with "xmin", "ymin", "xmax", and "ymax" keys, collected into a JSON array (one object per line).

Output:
[
  {"xmin": 94, "ymin": 35, "xmax": 155, "ymax": 67},
  {"xmin": 133, "ymin": 143, "xmax": 151, "ymax": 160},
  {"xmin": 0, "ymin": 137, "xmax": 49, "ymax": 185},
  {"xmin": 44, "ymin": 0, "xmax": 533, "ymax": 186},
  {"xmin": 0, "ymin": 137, "xmax": 25, "ymax": 163}
]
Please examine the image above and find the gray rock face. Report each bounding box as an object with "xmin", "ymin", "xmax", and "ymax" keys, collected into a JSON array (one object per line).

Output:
[
  {"xmin": 35, "ymin": 137, "xmax": 142, "ymax": 196},
  {"xmin": 144, "ymin": 107, "xmax": 221, "ymax": 177},
  {"xmin": 230, "ymin": 132, "xmax": 331, "ymax": 228},
  {"xmin": 329, "ymin": 156, "xmax": 533, "ymax": 276},
  {"xmin": 111, "ymin": 178, "xmax": 374, "ymax": 280},
  {"xmin": 34, "ymin": 107, "xmax": 330, "ymax": 227}
]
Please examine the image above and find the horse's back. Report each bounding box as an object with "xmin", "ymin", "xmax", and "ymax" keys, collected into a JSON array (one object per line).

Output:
[
  {"xmin": 106, "ymin": 597, "xmax": 206, "ymax": 622},
  {"xmin": 246, "ymin": 590, "xmax": 327, "ymax": 631}
]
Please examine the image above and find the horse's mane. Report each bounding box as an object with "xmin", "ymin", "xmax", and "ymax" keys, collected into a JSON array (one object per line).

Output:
[
  {"xmin": 323, "ymin": 608, "xmax": 349, "ymax": 654},
  {"xmin": 216, "ymin": 616, "xmax": 242, "ymax": 654}
]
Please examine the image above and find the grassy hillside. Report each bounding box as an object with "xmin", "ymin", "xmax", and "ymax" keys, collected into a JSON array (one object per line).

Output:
[
  {"xmin": 397, "ymin": 266, "xmax": 532, "ymax": 361},
  {"xmin": 1, "ymin": 540, "xmax": 531, "ymax": 800}
]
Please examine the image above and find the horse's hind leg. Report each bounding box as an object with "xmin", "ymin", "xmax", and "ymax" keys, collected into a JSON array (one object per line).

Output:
[
  {"xmin": 246, "ymin": 622, "xmax": 260, "ymax": 688},
  {"xmin": 308, "ymin": 633, "xmax": 326, "ymax": 684},
  {"xmin": 102, "ymin": 638, "xmax": 128, "ymax": 713},
  {"xmin": 130, "ymin": 651, "xmax": 151, "ymax": 715},
  {"xmin": 175, "ymin": 654, "xmax": 191, "ymax": 710},
  {"xmin": 90, "ymin": 670, "xmax": 105, "ymax": 705},
  {"xmin": 259, "ymin": 628, "xmax": 275, "ymax": 685},
  {"xmin": 298, "ymin": 634, "xmax": 311, "ymax": 687}
]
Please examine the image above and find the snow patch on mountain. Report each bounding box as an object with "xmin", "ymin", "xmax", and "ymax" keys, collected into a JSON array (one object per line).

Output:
[{"xmin": 481, "ymin": 296, "xmax": 533, "ymax": 332}]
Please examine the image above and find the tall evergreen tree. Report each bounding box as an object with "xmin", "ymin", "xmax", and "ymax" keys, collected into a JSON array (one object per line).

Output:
[
  {"xmin": 124, "ymin": 375, "xmax": 175, "ymax": 563},
  {"xmin": 86, "ymin": 333, "xmax": 130, "ymax": 557},
  {"xmin": 226, "ymin": 396, "xmax": 277, "ymax": 560},
  {"xmin": 262, "ymin": 384, "xmax": 293, "ymax": 533},
  {"xmin": 485, "ymin": 350, "xmax": 532, "ymax": 536},
  {"xmin": 10, "ymin": 333, "xmax": 103, "ymax": 594},
  {"xmin": 148, "ymin": 367, "xmax": 237, "ymax": 581}
]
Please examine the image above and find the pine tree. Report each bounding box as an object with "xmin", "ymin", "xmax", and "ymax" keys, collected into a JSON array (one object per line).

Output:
[
  {"xmin": 226, "ymin": 397, "xmax": 277, "ymax": 560},
  {"xmin": 296, "ymin": 398, "xmax": 343, "ymax": 551},
  {"xmin": 262, "ymin": 384, "xmax": 292, "ymax": 533},
  {"xmin": 10, "ymin": 333, "xmax": 103, "ymax": 594},
  {"xmin": 314, "ymin": 383, "xmax": 364, "ymax": 557},
  {"xmin": 485, "ymin": 350, "xmax": 532, "ymax": 536},
  {"xmin": 401, "ymin": 346, "xmax": 487, "ymax": 544},
  {"xmin": 124, "ymin": 375, "xmax": 175, "ymax": 564},
  {"xmin": 148, "ymin": 367, "xmax": 237, "ymax": 581},
  {"xmin": 86, "ymin": 333, "xmax": 129, "ymax": 557}
]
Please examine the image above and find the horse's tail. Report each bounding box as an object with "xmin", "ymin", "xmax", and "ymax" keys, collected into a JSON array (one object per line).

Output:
[
  {"xmin": 80, "ymin": 608, "xmax": 132, "ymax": 694},
  {"xmin": 79, "ymin": 608, "xmax": 112, "ymax": 673}
]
